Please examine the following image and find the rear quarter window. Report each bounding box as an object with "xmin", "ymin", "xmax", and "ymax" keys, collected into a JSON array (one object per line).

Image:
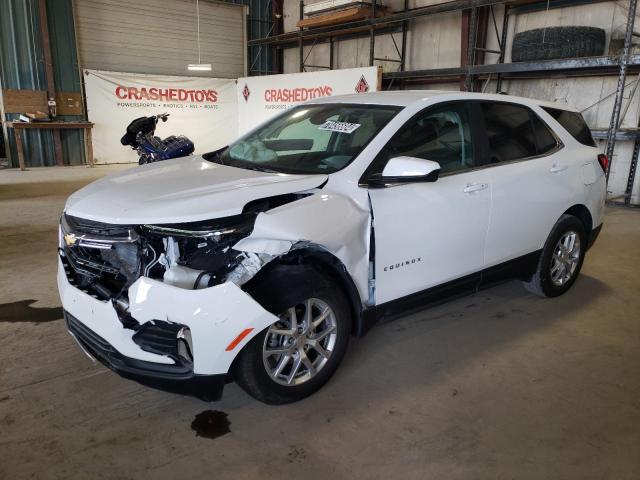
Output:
[{"xmin": 542, "ymin": 107, "xmax": 596, "ymax": 147}]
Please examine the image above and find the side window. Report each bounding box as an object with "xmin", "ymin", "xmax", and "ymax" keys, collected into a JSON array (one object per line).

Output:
[
  {"xmin": 542, "ymin": 107, "xmax": 596, "ymax": 147},
  {"xmin": 385, "ymin": 103, "xmax": 475, "ymax": 174},
  {"xmin": 531, "ymin": 111, "xmax": 559, "ymax": 154},
  {"xmin": 481, "ymin": 102, "xmax": 537, "ymax": 162}
]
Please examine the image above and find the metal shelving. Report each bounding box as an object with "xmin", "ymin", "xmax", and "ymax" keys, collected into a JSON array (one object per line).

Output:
[
  {"xmin": 249, "ymin": 0, "xmax": 506, "ymax": 48},
  {"xmin": 384, "ymin": 55, "xmax": 640, "ymax": 80},
  {"xmin": 248, "ymin": 0, "xmax": 640, "ymax": 203},
  {"xmin": 604, "ymin": 0, "xmax": 638, "ymax": 187}
]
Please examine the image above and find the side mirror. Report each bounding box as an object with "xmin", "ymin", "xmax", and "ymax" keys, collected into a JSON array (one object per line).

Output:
[{"xmin": 369, "ymin": 156, "xmax": 441, "ymax": 187}]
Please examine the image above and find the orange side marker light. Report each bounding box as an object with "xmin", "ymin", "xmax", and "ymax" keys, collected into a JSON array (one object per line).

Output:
[{"xmin": 225, "ymin": 328, "xmax": 254, "ymax": 351}]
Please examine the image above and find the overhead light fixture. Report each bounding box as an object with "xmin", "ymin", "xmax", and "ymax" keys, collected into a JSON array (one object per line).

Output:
[
  {"xmin": 188, "ymin": 0, "xmax": 211, "ymax": 72},
  {"xmin": 188, "ymin": 64, "xmax": 212, "ymax": 71}
]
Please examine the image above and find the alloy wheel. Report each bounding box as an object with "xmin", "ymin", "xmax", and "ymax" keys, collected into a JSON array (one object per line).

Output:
[
  {"xmin": 262, "ymin": 298, "xmax": 338, "ymax": 386},
  {"xmin": 550, "ymin": 230, "xmax": 581, "ymax": 286}
]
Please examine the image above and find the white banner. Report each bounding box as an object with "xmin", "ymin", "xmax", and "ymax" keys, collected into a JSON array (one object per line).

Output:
[
  {"xmin": 236, "ymin": 66, "xmax": 381, "ymax": 135},
  {"xmin": 84, "ymin": 70, "xmax": 237, "ymax": 164}
]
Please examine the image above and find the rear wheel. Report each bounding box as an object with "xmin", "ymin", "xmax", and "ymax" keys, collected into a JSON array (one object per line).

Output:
[
  {"xmin": 524, "ymin": 214, "xmax": 586, "ymax": 297},
  {"xmin": 234, "ymin": 266, "xmax": 351, "ymax": 404}
]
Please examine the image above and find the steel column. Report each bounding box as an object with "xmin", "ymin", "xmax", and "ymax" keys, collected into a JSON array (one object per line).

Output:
[
  {"xmin": 464, "ymin": 6, "xmax": 478, "ymax": 91},
  {"xmin": 38, "ymin": 0, "xmax": 63, "ymax": 167},
  {"xmin": 329, "ymin": 37, "xmax": 334, "ymax": 69},
  {"xmin": 369, "ymin": 0, "xmax": 376, "ymax": 66},
  {"xmin": 299, "ymin": 0, "xmax": 304, "ymax": 71},
  {"xmin": 272, "ymin": 0, "xmax": 283, "ymax": 73},
  {"xmin": 400, "ymin": 0, "xmax": 408, "ymax": 72},
  {"xmin": 605, "ymin": 0, "xmax": 638, "ymax": 181},
  {"xmin": 495, "ymin": 4, "xmax": 509, "ymax": 92},
  {"xmin": 626, "ymin": 137, "xmax": 640, "ymax": 204}
]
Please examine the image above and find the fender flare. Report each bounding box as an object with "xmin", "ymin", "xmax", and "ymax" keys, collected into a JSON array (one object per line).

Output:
[{"xmin": 242, "ymin": 245, "xmax": 375, "ymax": 337}]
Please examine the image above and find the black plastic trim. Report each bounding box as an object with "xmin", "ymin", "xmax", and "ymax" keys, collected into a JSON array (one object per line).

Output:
[
  {"xmin": 366, "ymin": 250, "xmax": 542, "ymax": 325},
  {"xmin": 132, "ymin": 321, "xmax": 185, "ymax": 360},
  {"xmin": 587, "ymin": 224, "xmax": 603, "ymax": 250},
  {"xmin": 65, "ymin": 311, "xmax": 225, "ymax": 401},
  {"xmin": 480, "ymin": 251, "xmax": 542, "ymax": 286},
  {"xmin": 373, "ymin": 271, "xmax": 481, "ymax": 322},
  {"xmin": 243, "ymin": 248, "xmax": 368, "ymax": 338}
]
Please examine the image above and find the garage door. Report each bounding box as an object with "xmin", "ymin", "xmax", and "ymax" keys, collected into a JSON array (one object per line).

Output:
[{"xmin": 73, "ymin": 0, "xmax": 247, "ymax": 78}]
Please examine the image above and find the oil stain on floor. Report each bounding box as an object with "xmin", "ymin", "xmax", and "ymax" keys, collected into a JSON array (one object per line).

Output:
[
  {"xmin": 0, "ymin": 299, "xmax": 63, "ymax": 323},
  {"xmin": 191, "ymin": 410, "xmax": 231, "ymax": 439}
]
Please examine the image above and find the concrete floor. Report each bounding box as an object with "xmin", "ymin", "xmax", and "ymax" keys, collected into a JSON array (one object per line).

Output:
[{"xmin": 1, "ymin": 165, "xmax": 639, "ymax": 480}]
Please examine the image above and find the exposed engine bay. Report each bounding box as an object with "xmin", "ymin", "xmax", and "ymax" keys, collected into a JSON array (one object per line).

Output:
[{"xmin": 60, "ymin": 193, "xmax": 310, "ymax": 330}]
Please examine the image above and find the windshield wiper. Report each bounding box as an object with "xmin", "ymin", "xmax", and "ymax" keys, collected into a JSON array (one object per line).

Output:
[{"xmin": 236, "ymin": 164, "xmax": 278, "ymax": 173}]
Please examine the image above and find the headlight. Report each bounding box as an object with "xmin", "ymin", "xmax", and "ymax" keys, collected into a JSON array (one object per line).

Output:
[
  {"xmin": 141, "ymin": 214, "xmax": 257, "ymax": 282},
  {"xmin": 142, "ymin": 213, "xmax": 255, "ymax": 240}
]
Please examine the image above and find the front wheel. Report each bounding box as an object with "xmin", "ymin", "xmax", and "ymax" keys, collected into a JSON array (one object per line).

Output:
[
  {"xmin": 234, "ymin": 266, "xmax": 351, "ymax": 404},
  {"xmin": 524, "ymin": 214, "xmax": 586, "ymax": 297}
]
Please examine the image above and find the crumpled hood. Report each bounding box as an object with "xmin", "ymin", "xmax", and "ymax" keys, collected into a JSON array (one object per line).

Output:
[{"xmin": 65, "ymin": 156, "xmax": 328, "ymax": 224}]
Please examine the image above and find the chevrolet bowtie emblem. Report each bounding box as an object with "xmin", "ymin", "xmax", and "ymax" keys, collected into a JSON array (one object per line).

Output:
[{"xmin": 64, "ymin": 233, "xmax": 78, "ymax": 246}]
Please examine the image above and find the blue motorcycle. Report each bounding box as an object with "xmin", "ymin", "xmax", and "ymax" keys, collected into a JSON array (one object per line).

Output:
[{"xmin": 120, "ymin": 113, "xmax": 194, "ymax": 165}]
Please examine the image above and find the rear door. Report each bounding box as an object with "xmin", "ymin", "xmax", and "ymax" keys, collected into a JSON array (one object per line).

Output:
[{"xmin": 478, "ymin": 101, "xmax": 574, "ymax": 268}]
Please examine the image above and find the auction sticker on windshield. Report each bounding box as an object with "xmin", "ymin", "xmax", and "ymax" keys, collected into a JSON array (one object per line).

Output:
[{"xmin": 319, "ymin": 120, "xmax": 361, "ymax": 134}]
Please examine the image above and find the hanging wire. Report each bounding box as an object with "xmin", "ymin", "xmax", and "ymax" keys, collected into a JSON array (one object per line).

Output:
[
  {"xmin": 618, "ymin": 73, "xmax": 640, "ymax": 128},
  {"xmin": 196, "ymin": 0, "xmax": 202, "ymax": 64},
  {"xmin": 581, "ymin": 78, "xmax": 637, "ymax": 112}
]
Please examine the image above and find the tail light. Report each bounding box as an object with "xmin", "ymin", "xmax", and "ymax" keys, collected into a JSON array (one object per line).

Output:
[{"xmin": 597, "ymin": 154, "xmax": 609, "ymax": 173}]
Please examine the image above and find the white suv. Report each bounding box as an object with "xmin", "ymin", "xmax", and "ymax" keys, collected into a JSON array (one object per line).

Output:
[{"xmin": 58, "ymin": 91, "xmax": 606, "ymax": 404}]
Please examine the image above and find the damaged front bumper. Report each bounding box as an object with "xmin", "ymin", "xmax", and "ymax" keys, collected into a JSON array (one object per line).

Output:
[
  {"xmin": 57, "ymin": 257, "xmax": 278, "ymax": 400},
  {"xmin": 64, "ymin": 310, "xmax": 227, "ymax": 400}
]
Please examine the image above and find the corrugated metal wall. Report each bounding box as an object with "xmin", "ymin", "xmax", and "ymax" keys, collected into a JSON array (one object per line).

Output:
[
  {"xmin": 0, "ymin": 0, "xmax": 51, "ymax": 167},
  {"xmin": 73, "ymin": 0, "xmax": 247, "ymax": 78},
  {"xmin": 0, "ymin": 0, "xmax": 267, "ymax": 167},
  {"xmin": 47, "ymin": 0, "xmax": 85, "ymax": 166},
  {"xmin": 0, "ymin": 0, "xmax": 85, "ymax": 168}
]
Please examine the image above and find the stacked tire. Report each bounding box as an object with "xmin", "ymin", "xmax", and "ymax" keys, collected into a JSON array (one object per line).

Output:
[{"xmin": 511, "ymin": 26, "xmax": 606, "ymax": 62}]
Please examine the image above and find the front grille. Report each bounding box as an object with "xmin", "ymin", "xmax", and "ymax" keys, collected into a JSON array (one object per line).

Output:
[
  {"xmin": 64, "ymin": 245, "xmax": 120, "ymax": 278},
  {"xmin": 61, "ymin": 213, "xmax": 141, "ymax": 301},
  {"xmin": 61, "ymin": 245, "xmax": 132, "ymax": 300}
]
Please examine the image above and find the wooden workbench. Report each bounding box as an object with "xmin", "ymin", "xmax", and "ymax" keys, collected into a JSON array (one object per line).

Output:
[{"xmin": 5, "ymin": 121, "xmax": 94, "ymax": 171}]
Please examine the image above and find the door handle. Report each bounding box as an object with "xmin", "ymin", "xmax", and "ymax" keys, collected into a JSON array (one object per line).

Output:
[
  {"xmin": 463, "ymin": 183, "xmax": 488, "ymax": 194},
  {"xmin": 550, "ymin": 164, "xmax": 568, "ymax": 173}
]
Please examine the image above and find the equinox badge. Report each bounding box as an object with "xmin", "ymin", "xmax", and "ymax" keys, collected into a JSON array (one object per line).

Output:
[{"xmin": 384, "ymin": 258, "xmax": 422, "ymax": 272}]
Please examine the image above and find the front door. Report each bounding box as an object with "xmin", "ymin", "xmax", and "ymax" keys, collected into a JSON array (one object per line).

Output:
[{"xmin": 367, "ymin": 102, "xmax": 491, "ymax": 305}]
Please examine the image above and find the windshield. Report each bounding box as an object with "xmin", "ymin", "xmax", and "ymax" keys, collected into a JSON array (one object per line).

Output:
[{"xmin": 216, "ymin": 103, "xmax": 401, "ymax": 174}]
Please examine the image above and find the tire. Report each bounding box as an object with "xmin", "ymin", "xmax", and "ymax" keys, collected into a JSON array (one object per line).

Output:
[
  {"xmin": 512, "ymin": 26, "xmax": 605, "ymax": 62},
  {"xmin": 524, "ymin": 214, "xmax": 587, "ymax": 298},
  {"xmin": 234, "ymin": 265, "xmax": 352, "ymax": 404}
]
